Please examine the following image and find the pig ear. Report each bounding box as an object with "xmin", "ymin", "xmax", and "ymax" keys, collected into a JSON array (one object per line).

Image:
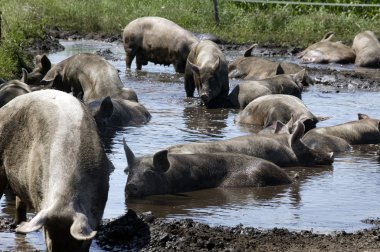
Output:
[
  {"xmin": 153, "ymin": 150, "xmax": 170, "ymax": 173},
  {"xmin": 123, "ymin": 138, "xmax": 135, "ymax": 168},
  {"xmin": 358, "ymin": 113, "xmax": 369, "ymax": 120},
  {"xmin": 289, "ymin": 121, "xmax": 305, "ymax": 145},
  {"xmin": 212, "ymin": 57, "xmax": 220, "ymax": 71},
  {"xmin": 292, "ymin": 69, "xmax": 306, "ymax": 87},
  {"xmin": 322, "ymin": 31, "xmax": 334, "ymax": 41},
  {"xmin": 274, "ymin": 121, "xmax": 290, "ymax": 134},
  {"xmin": 21, "ymin": 68, "xmax": 28, "ymax": 83},
  {"xmin": 40, "ymin": 55, "xmax": 52, "ymax": 72},
  {"xmin": 275, "ymin": 64, "xmax": 284, "ymax": 75},
  {"xmin": 243, "ymin": 43, "xmax": 258, "ymax": 57},
  {"xmin": 70, "ymin": 213, "xmax": 97, "ymax": 240},
  {"xmin": 187, "ymin": 59, "xmax": 200, "ymax": 76},
  {"xmin": 16, "ymin": 209, "xmax": 48, "ymax": 233},
  {"xmin": 42, "ymin": 65, "xmax": 61, "ymax": 83},
  {"xmin": 99, "ymin": 97, "xmax": 114, "ymax": 118}
]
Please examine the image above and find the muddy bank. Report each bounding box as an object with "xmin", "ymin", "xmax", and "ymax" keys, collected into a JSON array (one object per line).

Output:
[
  {"xmin": 2, "ymin": 212, "xmax": 380, "ymax": 251},
  {"xmin": 95, "ymin": 210, "xmax": 380, "ymax": 252}
]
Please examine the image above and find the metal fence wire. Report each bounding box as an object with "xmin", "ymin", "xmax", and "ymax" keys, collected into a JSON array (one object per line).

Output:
[{"xmin": 228, "ymin": 0, "xmax": 380, "ymax": 7}]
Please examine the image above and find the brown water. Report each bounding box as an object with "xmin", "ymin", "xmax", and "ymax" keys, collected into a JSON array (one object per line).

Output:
[{"xmin": 1, "ymin": 40, "xmax": 380, "ymax": 250}]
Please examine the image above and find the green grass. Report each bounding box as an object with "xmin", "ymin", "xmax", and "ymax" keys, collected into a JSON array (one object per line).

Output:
[{"xmin": 1, "ymin": 0, "xmax": 380, "ymax": 79}]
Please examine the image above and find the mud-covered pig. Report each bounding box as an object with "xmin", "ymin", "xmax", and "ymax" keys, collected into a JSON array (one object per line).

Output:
[
  {"xmin": 88, "ymin": 96, "xmax": 151, "ymax": 129},
  {"xmin": 122, "ymin": 16, "xmax": 199, "ymax": 73},
  {"xmin": 168, "ymin": 121, "xmax": 333, "ymax": 167},
  {"xmin": 185, "ymin": 40, "xmax": 229, "ymax": 108},
  {"xmin": 42, "ymin": 53, "xmax": 138, "ymax": 103},
  {"xmin": 235, "ymin": 94, "xmax": 318, "ymax": 132},
  {"xmin": 0, "ymin": 90, "xmax": 111, "ymax": 251},
  {"xmin": 298, "ymin": 32, "xmax": 355, "ymax": 64},
  {"xmin": 0, "ymin": 69, "xmax": 31, "ymax": 107},
  {"xmin": 302, "ymin": 113, "xmax": 380, "ymax": 152},
  {"xmin": 352, "ymin": 31, "xmax": 380, "ymax": 68},
  {"xmin": 228, "ymin": 70, "xmax": 305, "ymax": 109},
  {"xmin": 124, "ymin": 142, "xmax": 292, "ymax": 197}
]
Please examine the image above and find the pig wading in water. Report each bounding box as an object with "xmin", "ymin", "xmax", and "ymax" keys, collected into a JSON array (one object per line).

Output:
[
  {"xmin": 168, "ymin": 121, "xmax": 333, "ymax": 167},
  {"xmin": 235, "ymin": 94, "xmax": 318, "ymax": 132},
  {"xmin": 42, "ymin": 53, "xmax": 138, "ymax": 103},
  {"xmin": 352, "ymin": 31, "xmax": 380, "ymax": 68},
  {"xmin": 124, "ymin": 142, "xmax": 292, "ymax": 197},
  {"xmin": 0, "ymin": 69, "xmax": 31, "ymax": 107},
  {"xmin": 228, "ymin": 70, "xmax": 305, "ymax": 109},
  {"xmin": 302, "ymin": 113, "xmax": 380, "ymax": 152},
  {"xmin": 88, "ymin": 96, "xmax": 151, "ymax": 129},
  {"xmin": 122, "ymin": 16, "xmax": 199, "ymax": 73},
  {"xmin": 298, "ymin": 32, "xmax": 356, "ymax": 64},
  {"xmin": 185, "ymin": 40, "xmax": 229, "ymax": 108},
  {"xmin": 0, "ymin": 90, "xmax": 111, "ymax": 251}
]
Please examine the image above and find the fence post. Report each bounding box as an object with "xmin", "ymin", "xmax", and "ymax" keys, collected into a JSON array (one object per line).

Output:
[
  {"xmin": 0, "ymin": 11, "xmax": 2, "ymax": 41},
  {"xmin": 213, "ymin": 0, "xmax": 220, "ymax": 25}
]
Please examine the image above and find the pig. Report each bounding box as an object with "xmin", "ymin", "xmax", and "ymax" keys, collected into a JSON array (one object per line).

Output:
[
  {"xmin": 352, "ymin": 31, "xmax": 380, "ymax": 68},
  {"xmin": 302, "ymin": 113, "xmax": 380, "ymax": 152},
  {"xmin": 228, "ymin": 70, "xmax": 305, "ymax": 109},
  {"xmin": 88, "ymin": 96, "xmax": 151, "ymax": 129},
  {"xmin": 0, "ymin": 69, "xmax": 31, "ymax": 107},
  {"xmin": 168, "ymin": 120, "xmax": 334, "ymax": 167},
  {"xmin": 122, "ymin": 16, "xmax": 199, "ymax": 73},
  {"xmin": 42, "ymin": 53, "xmax": 138, "ymax": 103},
  {"xmin": 26, "ymin": 54, "xmax": 52, "ymax": 86},
  {"xmin": 228, "ymin": 44, "xmax": 313, "ymax": 85},
  {"xmin": 124, "ymin": 142, "xmax": 292, "ymax": 197},
  {"xmin": 184, "ymin": 40, "xmax": 229, "ymax": 108},
  {"xmin": 0, "ymin": 90, "xmax": 111, "ymax": 251},
  {"xmin": 298, "ymin": 32, "xmax": 356, "ymax": 64},
  {"xmin": 235, "ymin": 94, "xmax": 318, "ymax": 132}
]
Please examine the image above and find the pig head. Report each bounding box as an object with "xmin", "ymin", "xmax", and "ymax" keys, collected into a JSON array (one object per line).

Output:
[{"xmin": 352, "ymin": 31, "xmax": 380, "ymax": 68}]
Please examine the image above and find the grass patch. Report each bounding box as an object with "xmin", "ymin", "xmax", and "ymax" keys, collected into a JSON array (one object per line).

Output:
[{"xmin": 1, "ymin": 0, "xmax": 380, "ymax": 78}]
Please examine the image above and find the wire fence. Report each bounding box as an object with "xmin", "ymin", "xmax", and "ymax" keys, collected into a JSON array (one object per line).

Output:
[{"xmin": 227, "ymin": 0, "xmax": 380, "ymax": 8}]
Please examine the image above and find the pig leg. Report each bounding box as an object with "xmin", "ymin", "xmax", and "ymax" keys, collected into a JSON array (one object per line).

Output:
[
  {"xmin": 125, "ymin": 47, "xmax": 136, "ymax": 70},
  {"xmin": 15, "ymin": 196, "xmax": 27, "ymax": 224},
  {"xmin": 136, "ymin": 54, "xmax": 147, "ymax": 70},
  {"xmin": 184, "ymin": 72, "xmax": 195, "ymax": 97}
]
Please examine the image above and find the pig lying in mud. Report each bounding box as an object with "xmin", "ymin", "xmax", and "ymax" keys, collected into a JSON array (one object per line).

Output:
[
  {"xmin": 302, "ymin": 113, "xmax": 380, "ymax": 152},
  {"xmin": 25, "ymin": 54, "xmax": 52, "ymax": 86},
  {"xmin": 352, "ymin": 31, "xmax": 380, "ymax": 68},
  {"xmin": 0, "ymin": 90, "xmax": 111, "ymax": 251},
  {"xmin": 122, "ymin": 16, "xmax": 199, "ymax": 73},
  {"xmin": 298, "ymin": 32, "xmax": 356, "ymax": 64},
  {"xmin": 185, "ymin": 40, "xmax": 229, "ymax": 108},
  {"xmin": 88, "ymin": 96, "xmax": 151, "ymax": 129},
  {"xmin": 0, "ymin": 69, "xmax": 31, "ymax": 107},
  {"xmin": 168, "ymin": 121, "xmax": 333, "ymax": 167},
  {"xmin": 228, "ymin": 44, "xmax": 313, "ymax": 85},
  {"xmin": 228, "ymin": 70, "xmax": 305, "ymax": 109},
  {"xmin": 235, "ymin": 94, "xmax": 318, "ymax": 132},
  {"xmin": 42, "ymin": 53, "xmax": 138, "ymax": 103},
  {"xmin": 124, "ymin": 142, "xmax": 292, "ymax": 197}
]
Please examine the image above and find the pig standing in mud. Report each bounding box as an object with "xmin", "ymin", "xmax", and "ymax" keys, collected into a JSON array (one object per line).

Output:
[
  {"xmin": 168, "ymin": 121, "xmax": 333, "ymax": 167},
  {"xmin": 0, "ymin": 90, "xmax": 111, "ymax": 251},
  {"xmin": 228, "ymin": 70, "xmax": 305, "ymax": 109},
  {"xmin": 298, "ymin": 32, "xmax": 355, "ymax": 64},
  {"xmin": 352, "ymin": 31, "xmax": 380, "ymax": 68},
  {"xmin": 185, "ymin": 40, "xmax": 229, "ymax": 108},
  {"xmin": 88, "ymin": 96, "xmax": 151, "ymax": 129},
  {"xmin": 0, "ymin": 69, "xmax": 31, "ymax": 107},
  {"xmin": 122, "ymin": 16, "xmax": 199, "ymax": 73},
  {"xmin": 302, "ymin": 113, "xmax": 380, "ymax": 152},
  {"xmin": 235, "ymin": 94, "xmax": 318, "ymax": 132},
  {"xmin": 42, "ymin": 53, "xmax": 138, "ymax": 103},
  {"xmin": 124, "ymin": 142, "xmax": 292, "ymax": 197}
]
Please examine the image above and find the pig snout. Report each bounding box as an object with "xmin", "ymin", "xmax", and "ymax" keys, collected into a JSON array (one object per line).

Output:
[
  {"xmin": 317, "ymin": 151, "xmax": 334, "ymax": 165},
  {"xmin": 126, "ymin": 183, "xmax": 140, "ymax": 197},
  {"xmin": 200, "ymin": 94, "xmax": 210, "ymax": 103}
]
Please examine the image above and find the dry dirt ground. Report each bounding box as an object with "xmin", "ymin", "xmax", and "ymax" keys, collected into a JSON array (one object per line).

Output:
[{"xmin": 2, "ymin": 30, "xmax": 379, "ymax": 251}]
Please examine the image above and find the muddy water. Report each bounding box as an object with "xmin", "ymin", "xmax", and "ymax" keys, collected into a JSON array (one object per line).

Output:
[{"xmin": 1, "ymin": 40, "xmax": 380, "ymax": 250}]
